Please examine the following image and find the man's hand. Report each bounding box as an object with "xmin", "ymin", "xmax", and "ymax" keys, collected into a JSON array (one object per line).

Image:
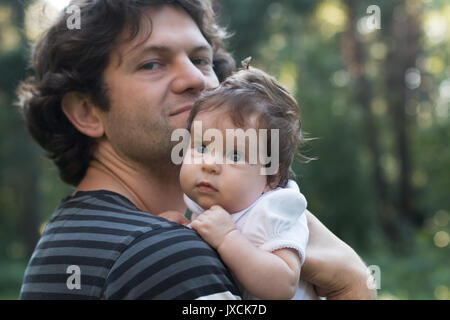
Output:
[
  {"xmin": 302, "ymin": 210, "xmax": 377, "ymax": 300},
  {"xmin": 190, "ymin": 205, "xmax": 237, "ymax": 249},
  {"xmin": 159, "ymin": 210, "xmax": 190, "ymax": 226}
]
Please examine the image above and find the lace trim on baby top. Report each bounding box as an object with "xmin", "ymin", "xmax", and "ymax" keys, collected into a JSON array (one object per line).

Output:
[{"xmin": 260, "ymin": 239, "xmax": 306, "ymax": 265}]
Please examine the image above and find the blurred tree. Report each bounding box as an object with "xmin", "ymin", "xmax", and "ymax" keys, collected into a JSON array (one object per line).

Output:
[
  {"xmin": 0, "ymin": 0, "xmax": 41, "ymax": 258},
  {"xmin": 218, "ymin": 0, "xmax": 317, "ymax": 62},
  {"xmin": 341, "ymin": 0, "xmax": 396, "ymax": 241},
  {"xmin": 383, "ymin": 1, "xmax": 423, "ymax": 229}
]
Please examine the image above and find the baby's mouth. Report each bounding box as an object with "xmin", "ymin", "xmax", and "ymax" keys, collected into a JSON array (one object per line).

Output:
[{"xmin": 196, "ymin": 181, "xmax": 218, "ymax": 194}]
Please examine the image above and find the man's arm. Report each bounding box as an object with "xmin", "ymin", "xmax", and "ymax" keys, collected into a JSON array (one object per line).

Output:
[{"xmin": 301, "ymin": 210, "xmax": 377, "ymax": 300}]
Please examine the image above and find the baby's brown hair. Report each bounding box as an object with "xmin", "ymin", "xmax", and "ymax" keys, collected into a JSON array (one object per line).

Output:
[{"xmin": 187, "ymin": 67, "xmax": 309, "ymax": 188}]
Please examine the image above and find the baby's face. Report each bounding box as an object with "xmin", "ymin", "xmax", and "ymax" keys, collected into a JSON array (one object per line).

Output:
[{"xmin": 180, "ymin": 109, "xmax": 271, "ymax": 213}]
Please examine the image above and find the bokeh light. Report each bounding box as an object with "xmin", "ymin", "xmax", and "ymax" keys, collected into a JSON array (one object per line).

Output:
[
  {"xmin": 424, "ymin": 11, "xmax": 448, "ymax": 44},
  {"xmin": 434, "ymin": 285, "xmax": 449, "ymax": 300},
  {"xmin": 0, "ymin": 5, "xmax": 20, "ymax": 52},
  {"xmin": 24, "ymin": 0, "xmax": 60, "ymax": 41},
  {"xmin": 44, "ymin": 0, "xmax": 72, "ymax": 11},
  {"xmin": 405, "ymin": 68, "xmax": 422, "ymax": 90},
  {"xmin": 315, "ymin": 0, "xmax": 347, "ymax": 38},
  {"xmin": 433, "ymin": 231, "xmax": 449, "ymax": 248}
]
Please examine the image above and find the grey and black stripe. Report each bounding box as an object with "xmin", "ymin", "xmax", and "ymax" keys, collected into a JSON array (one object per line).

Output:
[{"xmin": 19, "ymin": 190, "xmax": 241, "ymax": 300}]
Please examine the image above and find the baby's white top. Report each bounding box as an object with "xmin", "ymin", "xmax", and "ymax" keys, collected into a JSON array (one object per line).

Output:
[
  {"xmin": 184, "ymin": 180, "xmax": 318, "ymax": 300},
  {"xmin": 185, "ymin": 180, "xmax": 308, "ymax": 262}
]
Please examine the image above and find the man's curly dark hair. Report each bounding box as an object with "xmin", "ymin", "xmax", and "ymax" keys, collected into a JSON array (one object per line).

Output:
[{"xmin": 17, "ymin": 0, "xmax": 235, "ymax": 186}]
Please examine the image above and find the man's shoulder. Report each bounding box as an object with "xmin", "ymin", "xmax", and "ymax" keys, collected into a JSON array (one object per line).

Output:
[
  {"xmin": 47, "ymin": 190, "xmax": 186, "ymax": 237},
  {"xmin": 55, "ymin": 191, "xmax": 240, "ymax": 299},
  {"xmin": 103, "ymin": 222, "xmax": 239, "ymax": 299},
  {"xmin": 21, "ymin": 190, "xmax": 241, "ymax": 300},
  {"xmin": 45, "ymin": 189, "xmax": 208, "ymax": 260}
]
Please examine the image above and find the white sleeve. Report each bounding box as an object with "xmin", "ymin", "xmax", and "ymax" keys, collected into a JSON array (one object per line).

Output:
[{"xmin": 239, "ymin": 188, "xmax": 309, "ymax": 265}]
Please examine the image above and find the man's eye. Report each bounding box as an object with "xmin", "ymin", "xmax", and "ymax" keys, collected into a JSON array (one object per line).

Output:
[
  {"xmin": 192, "ymin": 57, "xmax": 212, "ymax": 67},
  {"xmin": 140, "ymin": 61, "xmax": 162, "ymax": 71}
]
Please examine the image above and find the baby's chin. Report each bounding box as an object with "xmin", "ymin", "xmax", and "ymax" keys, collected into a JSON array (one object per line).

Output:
[
  {"xmin": 188, "ymin": 192, "xmax": 251, "ymax": 213},
  {"xmin": 198, "ymin": 199, "xmax": 247, "ymax": 214},
  {"xmin": 195, "ymin": 196, "xmax": 221, "ymax": 211}
]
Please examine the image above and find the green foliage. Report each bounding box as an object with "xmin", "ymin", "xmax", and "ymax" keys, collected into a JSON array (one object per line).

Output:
[
  {"xmin": 364, "ymin": 228, "xmax": 450, "ymax": 299},
  {"xmin": 0, "ymin": 0, "xmax": 448, "ymax": 299},
  {"xmin": 0, "ymin": 261, "xmax": 26, "ymax": 299}
]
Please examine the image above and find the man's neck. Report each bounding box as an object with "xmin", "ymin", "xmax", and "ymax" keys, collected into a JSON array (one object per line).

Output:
[{"xmin": 76, "ymin": 144, "xmax": 186, "ymax": 215}]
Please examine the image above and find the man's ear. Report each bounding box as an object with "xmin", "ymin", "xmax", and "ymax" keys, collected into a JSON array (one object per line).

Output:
[{"xmin": 61, "ymin": 92, "xmax": 105, "ymax": 138}]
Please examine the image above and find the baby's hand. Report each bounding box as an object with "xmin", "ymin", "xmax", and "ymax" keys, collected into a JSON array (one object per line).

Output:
[{"xmin": 190, "ymin": 205, "xmax": 237, "ymax": 249}]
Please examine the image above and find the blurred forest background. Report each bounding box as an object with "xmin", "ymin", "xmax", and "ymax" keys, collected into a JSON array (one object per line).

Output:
[{"xmin": 0, "ymin": 0, "xmax": 449, "ymax": 299}]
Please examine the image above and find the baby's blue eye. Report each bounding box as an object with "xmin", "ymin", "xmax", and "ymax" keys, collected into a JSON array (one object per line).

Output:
[
  {"xmin": 196, "ymin": 144, "xmax": 208, "ymax": 154},
  {"xmin": 227, "ymin": 151, "xmax": 243, "ymax": 163}
]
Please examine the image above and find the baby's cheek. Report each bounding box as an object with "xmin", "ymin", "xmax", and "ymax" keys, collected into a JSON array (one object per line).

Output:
[
  {"xmin": 222, "ymin": 180, "xmax": 263, "ymax": 213},
  {"xmin": 180, "ymin": 164, "xmax": 195, "ymax": 194},
  {"xmin": 220, "ymin": 190, "xmax": 248, "ymax": 213}
]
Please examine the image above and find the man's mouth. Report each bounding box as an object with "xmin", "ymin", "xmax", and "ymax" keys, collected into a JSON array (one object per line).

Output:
[
  {"xmin": 196, "ymin": 181, "xmax": 218, "ymax": 194},
  {"xmin": 169, "ymin": 104, "xmax": 193, "ymax": 117}
]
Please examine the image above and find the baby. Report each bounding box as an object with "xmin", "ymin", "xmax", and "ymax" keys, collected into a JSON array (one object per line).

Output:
[{"xmin": 180, "ymin": 67, "xmax": 318, "ymax": 300}]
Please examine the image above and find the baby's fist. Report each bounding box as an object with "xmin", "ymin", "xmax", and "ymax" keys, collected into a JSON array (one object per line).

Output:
[{"xmin": 191, "ymin": 205, "xmax": 236, "ymax": 249}]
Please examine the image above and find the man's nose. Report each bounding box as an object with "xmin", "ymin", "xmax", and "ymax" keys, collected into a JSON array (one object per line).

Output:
[{"xmin": 171, "ymin": 57, "xmax": 206, "ymax": 95}]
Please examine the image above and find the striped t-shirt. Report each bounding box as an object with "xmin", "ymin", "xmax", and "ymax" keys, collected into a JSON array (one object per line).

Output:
[{"xmin": 19, "ymin": 190, "xmax": 241, "ymax": 299}]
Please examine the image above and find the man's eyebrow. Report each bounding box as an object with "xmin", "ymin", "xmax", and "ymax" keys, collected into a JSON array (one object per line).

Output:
[
  {"xmin": 131, "ymin": 44, "xmax": 213, "ymax": 59},
  {"xmin": 130, "ymin": 45, "xmax": 171, "ymax": 58},
  {"xmin": 190, "ymin": 45, "xmax": 214, "ymax": 55}
]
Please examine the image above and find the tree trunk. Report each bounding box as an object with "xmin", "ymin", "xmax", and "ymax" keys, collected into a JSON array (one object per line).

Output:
[
  {"xmin": 384, "ymin": 2, "xmax": 423, "ymax": 228},
  {"xmin": 342, "ymin": 0, "xmax": 400, "ymax": 241}
]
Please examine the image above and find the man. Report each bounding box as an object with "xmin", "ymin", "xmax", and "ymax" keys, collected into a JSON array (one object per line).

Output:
[{"xmin": 18, "ymin": 0, "xmax": 375, "ymax": 299}]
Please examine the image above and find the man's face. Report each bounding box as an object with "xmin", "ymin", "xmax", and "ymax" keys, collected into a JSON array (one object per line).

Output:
[{"xmin": 99, "ymin": 5, "xmax": 219, "ymax": 167}]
